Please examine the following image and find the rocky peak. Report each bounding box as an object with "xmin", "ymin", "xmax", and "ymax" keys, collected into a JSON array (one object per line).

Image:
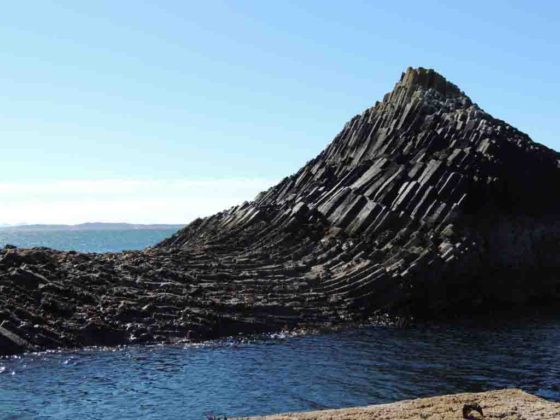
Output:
[
  {"xmin": 399, "ymin": 67, "xmax": 465, "ymax": 98},
  {"xmin": 379, "ymin": 67, "xmax": 472, "ymax": 112},
  {"xmin": 1, "ymin": 68, "xmax": 560, "ymax": 356}
]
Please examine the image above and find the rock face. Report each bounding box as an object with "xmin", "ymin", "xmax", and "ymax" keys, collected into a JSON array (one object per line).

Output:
[{"xmin": 1, "ymin": 67, "xmax": 560, "ymax": 355}]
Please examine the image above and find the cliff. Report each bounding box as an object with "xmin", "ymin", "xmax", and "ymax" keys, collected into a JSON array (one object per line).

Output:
[{"xmin": 1, "ymin": 67, "xmax": 559, "ymax": 354}]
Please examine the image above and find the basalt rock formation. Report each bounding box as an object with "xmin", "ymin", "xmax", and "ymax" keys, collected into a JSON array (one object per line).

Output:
[{"xmin": 1, "ymin": 67, "xmax": 560, "ymax": 355}]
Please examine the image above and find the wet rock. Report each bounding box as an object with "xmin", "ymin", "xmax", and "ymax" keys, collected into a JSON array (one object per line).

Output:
[
  {"xmin": 0, "ymin": 324, "xmax": 36, "ymax": 355},
  {"xmin": 79, "ymin": 321, "xmax": 128, "ymax": 346}
]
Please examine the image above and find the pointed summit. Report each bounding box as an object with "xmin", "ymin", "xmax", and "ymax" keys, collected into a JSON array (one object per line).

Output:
[
  {"xmin": 379, "ymin": 67, "xmax": 472, "ymax": 114},
  {"xmin": 398, "ymin": 67, "xmax": 464, "ymax": 98}
]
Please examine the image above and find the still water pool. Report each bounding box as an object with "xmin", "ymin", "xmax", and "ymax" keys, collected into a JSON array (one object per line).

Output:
[{"xmin": 1, "ymin": 316, "xmax": 559, "ymax": 419}]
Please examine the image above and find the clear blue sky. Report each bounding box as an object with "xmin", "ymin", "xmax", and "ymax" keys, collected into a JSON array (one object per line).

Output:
[{"xmin": 0, "ymin": 1, "xmax": 558, "ymax": 224}]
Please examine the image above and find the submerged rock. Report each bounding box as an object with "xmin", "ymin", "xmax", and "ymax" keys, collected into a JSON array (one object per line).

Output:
[{"xmin": 1, "ymin": 67, "xmax": 560, "ymax": 355}]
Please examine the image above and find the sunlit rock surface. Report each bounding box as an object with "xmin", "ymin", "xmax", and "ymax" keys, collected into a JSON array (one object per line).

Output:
[{"xmin": 246, "ymin": 389, "xmax": 560, "ymax": 419}]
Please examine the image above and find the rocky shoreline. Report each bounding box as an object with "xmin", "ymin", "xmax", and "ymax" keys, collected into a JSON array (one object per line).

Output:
[
  {"xmin": 1, "ymin": 67, "xmax": 560, "ymax": 356},
  {"xmin": 244, "ymin": 389, "xmax": 560, "ymax": 419}
]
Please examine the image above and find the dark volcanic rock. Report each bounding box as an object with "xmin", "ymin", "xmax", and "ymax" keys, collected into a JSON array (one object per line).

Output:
[{"xmin": 1, "ymin": 67, "xmax": 560, "ymax": 355}]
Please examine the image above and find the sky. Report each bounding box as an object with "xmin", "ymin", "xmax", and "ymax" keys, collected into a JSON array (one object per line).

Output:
[{"xmin": 0, "ymin": 0, "xmax": 558, "ymax": 224}]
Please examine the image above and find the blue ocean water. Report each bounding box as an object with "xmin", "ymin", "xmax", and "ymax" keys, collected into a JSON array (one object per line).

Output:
[
  {"xmin": 0, "ymin": 231, "xmax": 559, "ymax": 419},
  {"xmin": 0, "ymin": 228, "xmax": 180, "ymax": 252},
  {"xmin": 1, "ymin": 321, "xmax": 560, "ymax": 419}
]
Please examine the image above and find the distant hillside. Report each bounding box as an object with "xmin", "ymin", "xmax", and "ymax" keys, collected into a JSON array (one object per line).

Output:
[{"xmin": 0, "ymin": 223, "xmax": 185, "ymax": 232}]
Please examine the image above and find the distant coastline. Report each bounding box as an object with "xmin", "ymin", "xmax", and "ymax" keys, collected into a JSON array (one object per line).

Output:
[{"xmin": 0, "ymin": 222, "xmax": 185, "ymax": 232}]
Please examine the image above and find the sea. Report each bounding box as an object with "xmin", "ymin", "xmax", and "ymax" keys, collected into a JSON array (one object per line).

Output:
[
  {"xmin": 1, "ymin": 229, "xmax": 559, "ymax": 419},
  {"xmin": 0, "ymin": 228, "xmax": 181, "ymax": 253}
]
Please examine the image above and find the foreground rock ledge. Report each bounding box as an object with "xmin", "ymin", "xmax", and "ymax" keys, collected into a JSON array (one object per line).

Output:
[{"xmin": 245, "ymin": 389, "xmax": 560, "ymax": 420}]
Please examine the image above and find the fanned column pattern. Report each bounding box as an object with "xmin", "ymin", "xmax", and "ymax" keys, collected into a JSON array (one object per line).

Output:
[{"xmin": 1, "ymin": 68, "xmax": 560, "ymax": 355}]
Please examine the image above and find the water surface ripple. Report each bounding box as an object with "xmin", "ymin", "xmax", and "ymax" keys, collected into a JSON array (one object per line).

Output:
[{"xmin": 1, "ymin": 316, "xmax": 559, "ymax": 419}]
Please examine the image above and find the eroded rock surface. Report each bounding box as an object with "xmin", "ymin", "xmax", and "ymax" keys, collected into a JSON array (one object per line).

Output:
[
  {"xmin": 245, "ymin": 389, "xmax": 560, "ymax": 419},
  {"xmin": 1, "ymin": 67, "xmax": 560, "ymax": 354}
]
